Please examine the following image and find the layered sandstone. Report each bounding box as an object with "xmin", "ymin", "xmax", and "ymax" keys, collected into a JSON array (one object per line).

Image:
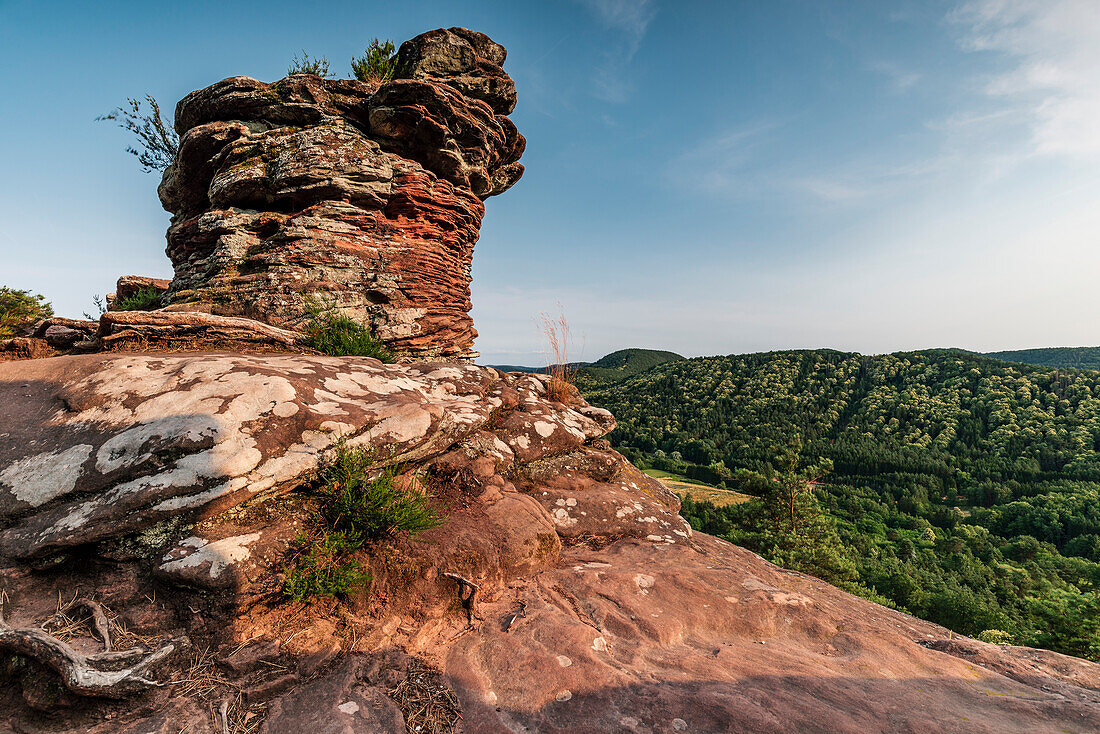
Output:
[
  {"xmin": 157, "ymin": 28, "xmax": 525, "ymax": 361},
  {"xmin": 1, "ymin": 353, "xmax": 1099, "ymax": 732}
]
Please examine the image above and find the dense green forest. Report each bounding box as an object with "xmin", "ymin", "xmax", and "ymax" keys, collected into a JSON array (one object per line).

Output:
[
  {"xmin": 983, "ymin": 346, "xmax": 1100, "ymax": 371},
  {"xmin": 581, "ymin": 349, "xmax": 1100, "ymax": 660}
]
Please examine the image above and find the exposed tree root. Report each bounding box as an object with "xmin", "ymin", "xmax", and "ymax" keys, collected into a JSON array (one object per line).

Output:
[
  {"xmin": 0, "ymin": 600, "xmax": 175, "ymax": 697},
  {"xmin": 69, "ymin": 598, "xmax": 113, "ymax": 651}
]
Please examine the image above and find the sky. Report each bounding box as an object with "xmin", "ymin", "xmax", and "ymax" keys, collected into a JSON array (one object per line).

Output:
[{"xmin": 2, "ymin": 0, "xmax": 1099, "ymax": 365}]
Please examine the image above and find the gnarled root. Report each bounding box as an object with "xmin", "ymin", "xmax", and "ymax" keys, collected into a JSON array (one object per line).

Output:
[
  {"xmin": 68, "ymin": 598, "xmax": 113, "ymax": 652},
  {"xmin": 0, "ymin": 603, "xmax": 175, "ymax": 697}
]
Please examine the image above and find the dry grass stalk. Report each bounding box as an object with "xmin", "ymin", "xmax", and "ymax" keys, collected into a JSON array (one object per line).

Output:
[
  {"xmin": 538, "ymin": 308, "xmax": 579, "ymax": 403},
  {"xmin": 220, "ymin": 693, "xmax": 265, "ymax": 734},
  {"xmin": 168, "ymin": 648, "xmax": 230, "ymax": 699}
]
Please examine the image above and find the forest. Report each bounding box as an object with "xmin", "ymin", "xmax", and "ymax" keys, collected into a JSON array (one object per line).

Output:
[
  {"xmin": 581, "ymin": 348, "xmax": 1100, "ymax": 660},
  {"xmin": 982, "ymin": 346, "xmax": 1100, "ymax": 371}
]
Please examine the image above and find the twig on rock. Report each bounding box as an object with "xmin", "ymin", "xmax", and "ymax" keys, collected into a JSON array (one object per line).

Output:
[
  {"xmin": 502, "ymin": 601, "xmax": 527, "ymax": 633},
  {"xmin": 442, "ymin": 573, "xmax": 480, "ymax": 625}
]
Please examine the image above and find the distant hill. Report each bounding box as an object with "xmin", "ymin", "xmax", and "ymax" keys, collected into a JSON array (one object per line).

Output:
[
  {"xmin": 579, "ymin": 348, "xmax": 684, "ymax": 383},
  {"xmin": 485, "ymin": 363, "xmax": 551, "ymax": 373},
  {"xmin": 982, "ymin": 346, "xmax": 1100, "ymax": 370},
  {"xmin": 489, "ymin": 348, "xmax": 684, "ymax": 382}
]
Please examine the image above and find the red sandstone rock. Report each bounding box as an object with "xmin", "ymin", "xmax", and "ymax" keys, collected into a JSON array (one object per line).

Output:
[
  {"xmin": 156, "ymin": 28, "xmax": 525, "ymax": 361},
  {"xmin": 108, "ymin": 276, "xmax": 171, "ymax": 310},
  {"xmin": 1, "ymin": 353, "xmax": 1098, "ymax": 732}
]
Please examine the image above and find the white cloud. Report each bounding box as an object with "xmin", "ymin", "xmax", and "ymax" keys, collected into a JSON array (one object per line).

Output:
[
  {"xmin": 578, "ymin": 0, "xmax": 657, "ymax": 102},
  {"xmin": 581, "ymin": 0, "xmax": 656, "ymax": 41},
  {"xmin": 665, "ymin": 121, "xmax": 784, "ymax": 198},
  {"xmin": 953, "ymin": 0, "xmax": 1100, "ymax": 156}
]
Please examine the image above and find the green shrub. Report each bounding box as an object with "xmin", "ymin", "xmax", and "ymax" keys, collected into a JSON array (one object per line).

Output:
[
  {"xmin": 304, "ymin": 299, "xmax": 393, "ymax": 361},
  {"xmin": 318, "ymin": 445, "xmax": 445, "ymax": 541},
  {"xmin": 282, "ymin": 443, "xmax": 444, "ymax": 600},
  {"xmin": 284, "ymin": 530, "xmax": 372, "ymax": 601},
  {"xmin": 351, "ymin": 39, "xmax": 398, "ymax": 82},
  {"xmin": 288, "ymin": 51, "xmax": 332, "ymax": 78},
  {"xmin": 977, "ymin": 629, "xmax": 1015, "ymax": 646},
  {"xmin": 114, "ymin": 287, "xmax": 163, "ymax": 312},
  {"xmin": 0, "ymin": 287, "xmax": 53, "ymax": 337}
]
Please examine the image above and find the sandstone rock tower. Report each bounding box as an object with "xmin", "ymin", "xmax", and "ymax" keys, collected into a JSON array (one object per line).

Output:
[{"xmin": 157, "ymin": 28, "xmax": 524, "ymax": 361}]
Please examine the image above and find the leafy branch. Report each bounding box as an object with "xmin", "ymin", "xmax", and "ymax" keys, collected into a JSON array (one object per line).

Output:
[{"xmin": 97, "ymin": 95, "xmax": 179, "ymax": 173}]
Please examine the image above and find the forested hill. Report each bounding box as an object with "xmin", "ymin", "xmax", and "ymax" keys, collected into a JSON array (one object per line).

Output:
[
  {"xmin": 490, "ymin": 348, "xmax": 683, "ymax": 379},
  {"xmin": 587, "ymin": 348, "xmax": 1100, "ymax": 480},
  {"xmin": 581, "ymin": 348, "xmax": 1100, "ymax": 660},
  {"xmin": 575, "ymin": 348, "xmax": 683, "ymax": 383},
  {"xmin": 983, "ymin": 346, "xmax": 1100, "ymax": 371}
]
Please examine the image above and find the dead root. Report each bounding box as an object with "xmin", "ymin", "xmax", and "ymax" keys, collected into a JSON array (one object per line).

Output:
[{"xmin": 0, "ymin": 594, "xmax": 176, "ymax": 698}]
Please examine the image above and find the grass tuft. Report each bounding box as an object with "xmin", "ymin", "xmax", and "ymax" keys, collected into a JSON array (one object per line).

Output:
[
  {"xmin": 287, "ymin": 51, "xmax": 332, "ymax": 78},
  {"xmin": 538, "ymin": 307, "xmax": 579, "ymax": 402},
  {"xmin": 304, "ymin": 298, "xmax": 393, "ymax": 361},
  {"xmin": 283, "ymin": 443, "xmax": 444, "ymax": 601},
  {"xmin": 114, "ymin": 287, "xmax": 163, "ymax": 312}
]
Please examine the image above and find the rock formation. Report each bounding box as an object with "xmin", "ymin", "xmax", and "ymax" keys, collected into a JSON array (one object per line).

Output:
[
  {"xmin": 3, "ymin": 26, "xmax": 1099, "ymax": 734},
  {"xmin": 2, "ymin": 352, "xmax": 1099, "ymax": 732},
  {"xmin": 156, "ymin": 28, "xmax": 525, "ymax": 361},
  {"xmin": 106, "ymin": 276, "xmax": 171, "ymax": 309}
]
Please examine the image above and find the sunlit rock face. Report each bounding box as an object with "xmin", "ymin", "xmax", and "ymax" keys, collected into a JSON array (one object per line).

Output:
[
  {"xmin": 157, "ymin": 28, "xmax": 525, "ymax": 361},
  {"xmin": 3, "ymin": 358, "xmax": 1100, "ymax": 732}
]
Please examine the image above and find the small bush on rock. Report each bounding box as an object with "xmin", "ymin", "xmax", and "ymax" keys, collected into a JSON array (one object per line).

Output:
[
  {"xmin": 304, "ymin": 298, "xmax": 393, "ymax": 361},
  {"xmin": 283, "ymin": 443, "xmax": 444, "ymax": 600},
  {"xmin": 318, "ymin": 445, "xmax": 444, "ymax": 541},
  {"xmin": 114, "ymin": 287, "xmax": 163, "ymax": 312},
  {"xmin": 977, "ymin": 629, "xmax": 1015, "ymax": 646},
  {"xmin": 0, "ymin": 287, "xmax": 53, "ymax": 337},
  {"xmin": 351, "ymin": 38, "xmax": 398, "ymax": 82},
  {"xmin": 287, "ymin": 51, "xmax": 332, "ymax": 78},
  {"xmin": 284, "ymin": 531, "xmax": 372, "ymax": 601},
  {"xmin": 83, "ymin": 294, "xmax": 106, "ymax": 321},
  {"xmin": 97, "ymin": 95, "xmax": 179, "ymax": 173}
]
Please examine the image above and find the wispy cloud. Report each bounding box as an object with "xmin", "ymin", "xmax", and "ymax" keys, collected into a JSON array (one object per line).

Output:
[
  {"xmin": 668, "ymin": 119, "xmax": 954, "ymax": 206},
  {"xmin": 666, "ymin": 121, "xmax": 784, "ymax": 197},
  {"xmin": 578, "ymin": 0, "xmax": 657, "ymax": 102},
  {"xmin": 869, "ymin": 60, "xmax": 922, "ymax": 92},
  {"xmin": 952, "ymin": 0, "xmax": 1100, "ymax": 156}
]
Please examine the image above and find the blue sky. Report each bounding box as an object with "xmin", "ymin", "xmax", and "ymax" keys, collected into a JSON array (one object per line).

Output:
[{"xmin": 3, "ymin": 0, "xmax": 1099, "ymax": 364}]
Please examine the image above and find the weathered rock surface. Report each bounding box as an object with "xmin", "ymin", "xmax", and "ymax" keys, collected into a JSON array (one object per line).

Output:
[
  {"xmin": 1, "ymin": 352, "xmax": 1097, "ymax": 733},
  {"xmin": 1, "ymin": 319, "xmax": 100, "ymax": 362},
  {"xmin": 156, "ymin": 27, "xmax": 525, "ymax": 361}
]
